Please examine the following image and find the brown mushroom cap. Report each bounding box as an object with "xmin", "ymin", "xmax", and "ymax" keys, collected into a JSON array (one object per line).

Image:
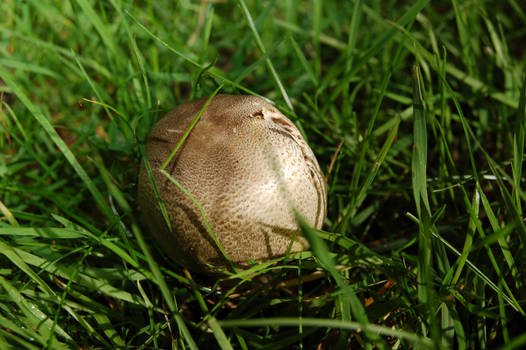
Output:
[{"xmin": 138, "ymin": 94, "xmax": 327, "ymax": 273}]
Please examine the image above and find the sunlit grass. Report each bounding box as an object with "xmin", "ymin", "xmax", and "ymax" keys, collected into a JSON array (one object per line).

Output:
[{"xmin": 1, "ymin": 0, "xmax": 525, "ymax": 349}]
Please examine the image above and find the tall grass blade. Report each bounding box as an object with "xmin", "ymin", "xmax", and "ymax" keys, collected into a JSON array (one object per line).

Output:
[
  {"xmin": 451, "ymin": 186, "xmax": 480, "ymax": 285},
  {"xmin": 220, "ymin": 317, "xmax": 434, "ymax": 349},
  {"xmin": 298, "ymin": 217, "xmax": 385, "ymax": 347},
  {"xmin": 512, "ymin": 76, "xmax": 526, "ymax": 214},
  {"xmin": 236, "ymin": 0, "xmax": 293, "ymax": 110},
  {"xmin": 208, "ymin": 317, "xmax": 234, "ymax": 350}
]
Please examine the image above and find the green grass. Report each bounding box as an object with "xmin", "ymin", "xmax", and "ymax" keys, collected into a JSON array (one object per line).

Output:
[{"xmin": 1, "ymin": 0, "xmax": 525, "ymax": 348}]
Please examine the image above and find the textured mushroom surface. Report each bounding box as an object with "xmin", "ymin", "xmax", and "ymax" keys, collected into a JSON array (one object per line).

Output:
[{"xmin": 138, "ymin": 94, "xmax": 327, "ymax": 273}]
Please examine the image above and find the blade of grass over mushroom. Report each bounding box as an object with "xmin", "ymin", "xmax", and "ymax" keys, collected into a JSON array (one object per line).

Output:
[
  {"xmin": 160, "ymin": 85, "xmax": 223, "ymax": 170},
  {"xmin": 141, "ymin": 146, "xmax": 173, "ymax": 232},
  {"xmin": 219, "ymin": 317, "xmax": 434, "ymax": 349},
  {"xmin": 0, "ymin": 65, "xmax": 113, "ymax": 219},
  {"xmin": 160, "ymin": 169, "xmax": 235, "ymax": 273},
  {"xmin": 236, "ymin": 0, "xmax": 293, "ymax": 111}
]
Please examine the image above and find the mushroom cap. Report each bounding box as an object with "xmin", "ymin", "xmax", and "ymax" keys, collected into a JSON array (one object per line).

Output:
[{"xmin": 138, "ymin": 94, "xmax": 327, "ymax": 273}]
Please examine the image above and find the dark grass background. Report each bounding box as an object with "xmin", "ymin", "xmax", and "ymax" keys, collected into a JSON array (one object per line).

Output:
[{"xmin": 1, "ymin": 0, "xmax": 526, "ymax": 349}]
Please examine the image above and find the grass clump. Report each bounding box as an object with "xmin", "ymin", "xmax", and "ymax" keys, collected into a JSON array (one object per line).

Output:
[{"xmin": 1, "ymin": 0, "xmax": 525, "ymax": 348}]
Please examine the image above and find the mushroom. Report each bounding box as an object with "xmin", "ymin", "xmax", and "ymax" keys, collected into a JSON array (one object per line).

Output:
[{"xmin": 138, "ymin": 94, "xmax": 327, "ymax": 273}]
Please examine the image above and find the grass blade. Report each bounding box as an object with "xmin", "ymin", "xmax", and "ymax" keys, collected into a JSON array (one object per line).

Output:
[
  {"xmin": 219, "ymin": 317, "xmax": 434, "ymax": 348},
  {"xmin": 236, "ymin": 0, "xmax": 293, "ymax": 110},
  {"xmin": 208, "ymin": 317, "xmax": 234, "ymax": 350},
  {"xmin": 0, "ymin": 65, "xmax": 113, "ymax": 220},
  {"xmin": 74, "ymin": 0, "xmax": 119, "ymax": 56}
]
